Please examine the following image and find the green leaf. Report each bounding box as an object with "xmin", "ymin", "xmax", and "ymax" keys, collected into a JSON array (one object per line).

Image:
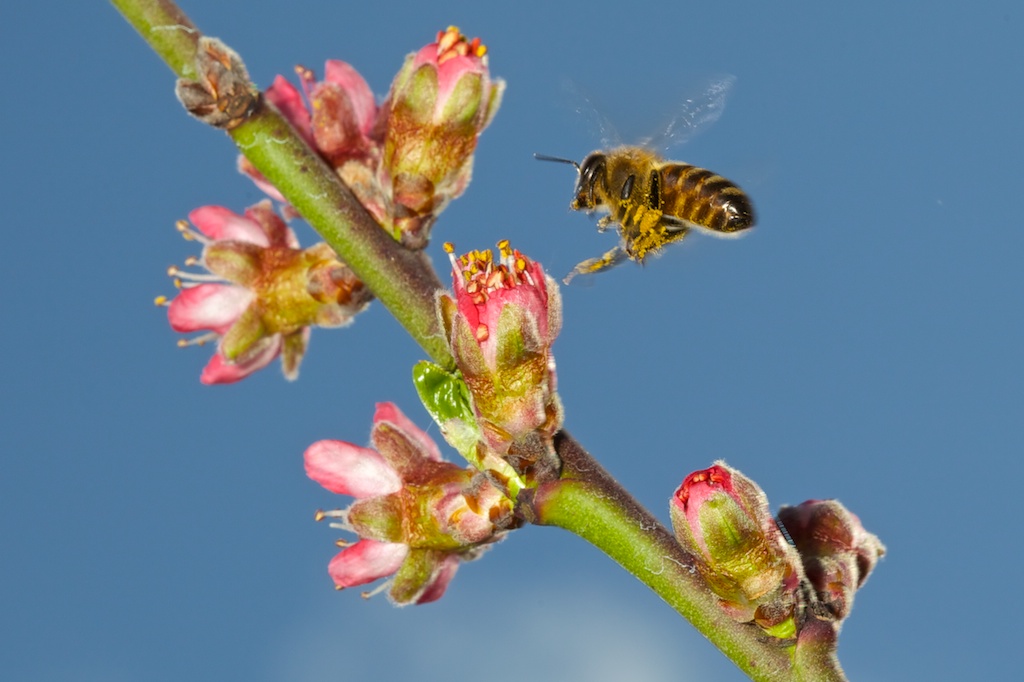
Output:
[{"xmin": 413, "ymin": 360, "xmax": 475, "ymax": 425}]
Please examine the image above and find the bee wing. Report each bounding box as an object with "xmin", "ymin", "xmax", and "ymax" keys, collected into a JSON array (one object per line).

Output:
[
  {"xmin": 643, "ymin": 75, "xmax": 736, "ymax": 151},
  {"xmin": 562, "ymin": 78, "xmax": 622, "ymax": 148}
]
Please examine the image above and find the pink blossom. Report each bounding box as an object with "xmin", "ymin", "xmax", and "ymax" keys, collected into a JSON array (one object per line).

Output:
[
  {"xmin": 304, "ymin": 403, "xmax": 512, "ymax": 605},
  {"xmin": 239, "ymin": 60, "xmax": 379, "ymax": 201},
  {"xmin": 163, "ymin": 201, "xmax": 370, "ymax": 384},
  {"xmin": 446, "ymin": 240, "xmax": 555, "ymax": 369},
  {"xmin": 378, "ymin": 27, "xmax": 505, "ymax": 247},
  {"xmin": 437, "ymin": 242, "xmax": 563, "ymax": 468},
  {"xmin": 304, "ymin": 439, "xmax": 402, "ymax": 499}
]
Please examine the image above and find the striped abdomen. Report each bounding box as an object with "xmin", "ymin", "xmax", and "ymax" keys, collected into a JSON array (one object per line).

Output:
[{"xmin": 658, "ymin": 163, "xmax": 755, "ymax": 233}]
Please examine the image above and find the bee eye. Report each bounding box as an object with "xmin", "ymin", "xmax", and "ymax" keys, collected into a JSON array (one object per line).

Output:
[
  {"xmin": 621, "ymin": 174, "xmax": 635, "ymax": 201},
  {"xmin": 647, "ymin": 170, "xmax": 661, "ymax": 210}
]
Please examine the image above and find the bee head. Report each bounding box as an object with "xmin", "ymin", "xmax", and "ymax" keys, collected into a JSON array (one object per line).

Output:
[
  {"xmin": 533, "ymin": 151, "xmax": 606, "ymax": 211},
  {"xmin": 573, "ymin": 152, "xmax": 607, "ymax": 210}
]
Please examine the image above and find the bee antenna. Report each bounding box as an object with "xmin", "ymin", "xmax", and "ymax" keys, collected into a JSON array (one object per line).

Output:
[{"xmin": 533, "ymin": 153, "xmax": 580, "ymax": 173}]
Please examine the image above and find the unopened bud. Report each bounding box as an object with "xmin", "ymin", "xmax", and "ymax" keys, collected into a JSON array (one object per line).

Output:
[
  {"xmin": 777, "ymin": 499, "xmax": 885, "ymax": 621},
  {"xmin": 670, "ymin": 462, "xmax": 803, "ymax": 631}
]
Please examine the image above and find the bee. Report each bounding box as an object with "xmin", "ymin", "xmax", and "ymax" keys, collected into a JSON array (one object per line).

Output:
[{"xmin": 537, "ymin": 77, "xmax": 755, "ymax": 284}]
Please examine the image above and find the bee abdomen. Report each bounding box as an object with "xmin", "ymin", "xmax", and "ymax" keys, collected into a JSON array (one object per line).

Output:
[{"xmin": 660, "ymin": 164, "xmax": 755, "ymax": 233}]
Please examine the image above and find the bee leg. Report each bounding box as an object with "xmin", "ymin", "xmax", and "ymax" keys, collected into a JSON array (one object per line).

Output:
[
  {"xmin": 563, "ymin": 246, "xmax": 628, "ymax": 284},
  {"xmin": 596, "ymin": 215, "xmax": 614, "ymax": 232},
  {"xmin": 661, "ymin": 215, "xmax": 689, "ymax": 234}
]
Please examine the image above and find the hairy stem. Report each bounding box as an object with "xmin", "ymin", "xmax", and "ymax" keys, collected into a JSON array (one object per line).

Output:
[{"xmin": 111, "ymin": 0, "xmax": 453, "ymax": 367}]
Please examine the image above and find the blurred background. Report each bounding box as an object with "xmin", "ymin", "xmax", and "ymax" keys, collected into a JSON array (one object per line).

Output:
[{"xmin": 3, "ymin": 1, "xmax": 1021, "ymax": 680}]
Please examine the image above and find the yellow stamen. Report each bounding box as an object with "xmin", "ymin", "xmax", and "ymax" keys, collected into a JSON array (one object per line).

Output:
[
  {"xmin": 177, "ymin": 332, "xmax": 218, "ymax": 348},
  {"xmin": 361, "ymin": 582, "xmax": 391, "ymax": 600},
  {"xmin": 437, "ymin": 26, "xmax": 460, "ymax": 54},
  {"xmin": 175, "ymin": 220, "xmax": 194, "ymax": 239}
]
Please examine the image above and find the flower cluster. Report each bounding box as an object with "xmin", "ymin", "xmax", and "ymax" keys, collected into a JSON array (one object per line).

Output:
[
  {"xmin": 671, "ymin": 462, "xmax": 884, "ymax": 637},
  {"xmin": 305, "ymin": 403, "xmax": 514, "ymax": 605},
  {"xmin": 240, "ymin": 26, "xmax": 503, "ymax": 249},
  {"xmin": 162, "ymin": 201, "xmax": 371, "ymax": 384}
]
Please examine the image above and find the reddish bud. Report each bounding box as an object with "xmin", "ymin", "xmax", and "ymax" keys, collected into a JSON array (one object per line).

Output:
[
  {"xmin": 670, "ymin": 462, "xmax": 803, "ymax": 632},
  {"xmin": 777, "ymin": 499, "xmax": 886, "ymax": 622}
]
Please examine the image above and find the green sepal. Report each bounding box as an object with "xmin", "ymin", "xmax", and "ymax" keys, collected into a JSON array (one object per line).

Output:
[
  {"xmin": 402, "ymin": 65, "xmax": 439, "ymax": 125},
  {"xmin": 202, "ymin": 241, "xmax": 261, "ymax": 286},
  {"xmin": 439, "ymin": 72, "xmax": 482, "ymax": 127},
  {"xmin": 279, "ymin": 330, "xmax": 307, "ymax": 381},
  {"xmin": 348, "ymin": 495, "xmax": 405, "ymax": 544},
  {"xmin": 760, "ymin": 617, "xmax": 798, "ymax": 642},
  {"xmin": 219, "ymin": 307, "xmax": 267, "ymax": 360},
  {"xmin": 389, "ymin": 548, "xmax": 444, "ymax": 606}
]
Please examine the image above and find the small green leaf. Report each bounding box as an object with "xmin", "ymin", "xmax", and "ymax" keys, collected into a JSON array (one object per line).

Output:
[
  {"xmin": 412, "ymin": 361, "xmax": 526, "ymax": 499},
  {"xmin": 413, "ymin": 360, "xmax": 483, "ymax": 463},
  {"xmin": 413, "ymin": 360, "xmax": 475, "ymax": 425}
]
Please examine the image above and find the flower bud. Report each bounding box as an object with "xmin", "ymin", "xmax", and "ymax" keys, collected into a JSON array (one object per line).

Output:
[
  {"xmin": 378, "ymin": 27, "xmax": 504, "ymax": 247},
  {"xmin": 777, "ymin": 499, "xmax": 886, "ymax": 622},
  {"xmin": 438, "ymin": 241, "xmax": 563, "ymax": 484},
  {"xmin": 670, "ymin": 462, "xmax": 803, "ymax": 633},
  {"xmin": 176, "ymin": 37, "xmax": 258, "ymax": 130}
]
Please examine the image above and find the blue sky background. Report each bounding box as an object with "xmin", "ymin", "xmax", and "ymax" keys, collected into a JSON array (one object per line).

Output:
[{"xmin": 3, "ymin": 1, "xmax": 1022, "ymax": 680}]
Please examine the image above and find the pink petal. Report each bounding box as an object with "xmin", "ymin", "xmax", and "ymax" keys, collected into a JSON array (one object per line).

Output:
[
  {"xmin": 435, "ymin": 54, "xmax": 482, "ymax": 103},
  {"xmin": 243, "ymin": 200, "xmax": 299, "ymax": 249},
  {"xmin": 322, "ymin": 60, "xmax": 377, "ymax": 134},
  {"xmin": 265, "ymin": 75, "xmax": 313, "ymax": 145},
  {"xmin": 328, "ymin": 540, "xmax": 407, "ymax": 588},
  {"xmin": 415, "ymin": 554, "xmax": 460, "ymax": 604},
  {"xmin": 304, "ymin": 439, "xmax": 402, "ymax": 497},
  {"xmin": 167, "ymin": 283, "xmax": 252, "ymax": 333},
  {"xmin": 199, "ymin": 336, "xmax": 281, "ymax": 385},
  {"xmin": 188, "ymin": 206, "xmax": 269, "ymax": 246},
  {"xmin": 373, "ymin": 402, "xmax": 443, "ymax": 462}
]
